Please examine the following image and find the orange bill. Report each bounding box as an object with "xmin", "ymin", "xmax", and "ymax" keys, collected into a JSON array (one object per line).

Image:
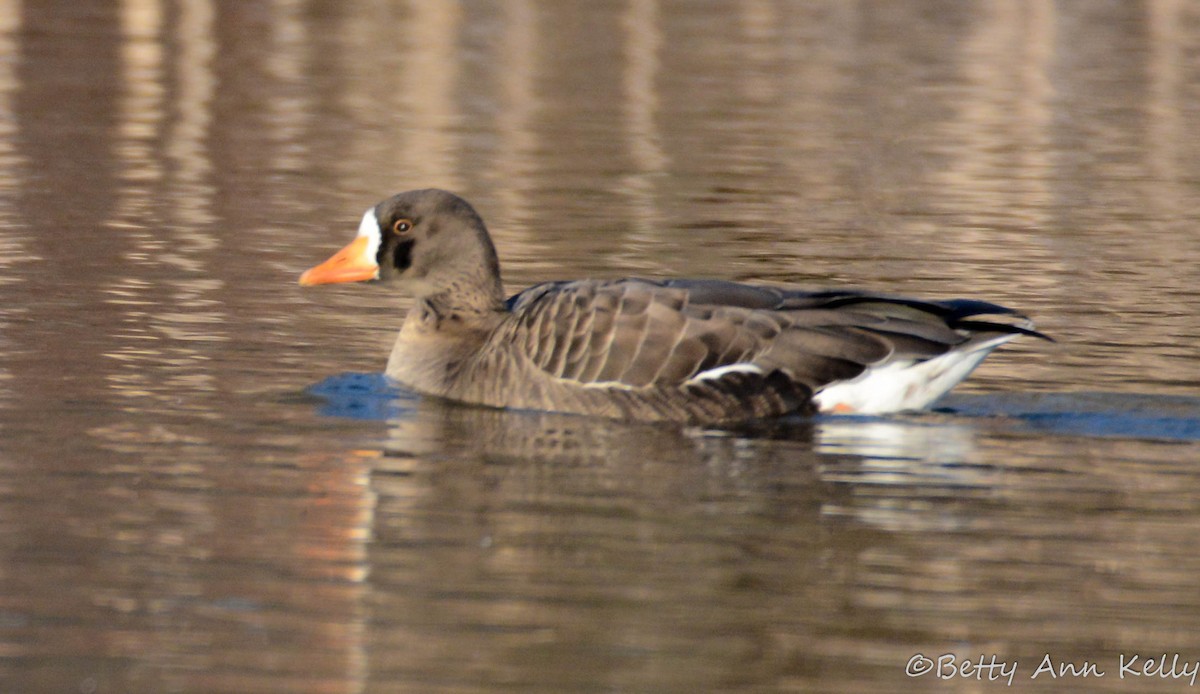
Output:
[{"xmin": 299, "ymin": 235, "xmax": 378, "ymax": 286}]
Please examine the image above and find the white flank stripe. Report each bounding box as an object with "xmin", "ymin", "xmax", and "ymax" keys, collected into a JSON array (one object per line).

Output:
[
  {"xmin": 577, "ymin": 364, "xmax": 765, "ymax": 392},
  {"xmin": 686, "ymin": 363, "xmax": 764, "ymax": 385},
  {"xmin": 580, "ymin": 380, "xmax": 639, "ymax": 391}
]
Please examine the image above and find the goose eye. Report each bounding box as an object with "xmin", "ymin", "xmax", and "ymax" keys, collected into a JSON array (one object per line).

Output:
[{"xmin": 392, "ymin": 219, "xmax": 412, "ymax": 235}]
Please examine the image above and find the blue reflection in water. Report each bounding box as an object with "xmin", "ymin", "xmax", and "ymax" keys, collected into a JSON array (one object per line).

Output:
[
  {"xmin": 307, "ymin": 374, "xmax": 1200, "ymax": 443},
  {"xmin": 307, "ymin": 372, "xmax": 416, "ymax": 420},
  {"xmin": 938, "ymin": 392, "xmax": 1200, "ymax": 442}
]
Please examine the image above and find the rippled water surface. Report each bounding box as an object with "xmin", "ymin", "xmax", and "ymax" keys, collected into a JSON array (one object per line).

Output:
[{"xmin": 3, "ymin": 1, "xmax": 1200, "ymax": 692}]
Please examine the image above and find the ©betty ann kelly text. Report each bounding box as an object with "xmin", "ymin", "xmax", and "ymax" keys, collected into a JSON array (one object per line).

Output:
[{"xmin": 906, "ymin": 652, "xmax": 1200, "ymax": 686}]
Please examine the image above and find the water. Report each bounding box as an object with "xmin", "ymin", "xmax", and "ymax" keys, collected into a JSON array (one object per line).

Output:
[{"xmin": 2, "ymin": 1, "xmax": 1200, "ymax": 692}]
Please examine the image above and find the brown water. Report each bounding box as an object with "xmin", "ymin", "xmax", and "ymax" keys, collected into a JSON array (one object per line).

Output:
[{"xmin": 2, "ymin": 1, "xmax": 1200, "ymax": 692}]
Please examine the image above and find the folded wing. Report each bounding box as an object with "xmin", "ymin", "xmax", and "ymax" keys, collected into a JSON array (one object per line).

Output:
[{"xmin": 499, "ymin": 278, "xmax": 1044, "ymax": 420}]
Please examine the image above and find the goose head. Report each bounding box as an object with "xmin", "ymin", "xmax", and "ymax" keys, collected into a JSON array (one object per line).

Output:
[{"xmin": 299, "ymin": 189, "xmax": 503, "ymax": 301}]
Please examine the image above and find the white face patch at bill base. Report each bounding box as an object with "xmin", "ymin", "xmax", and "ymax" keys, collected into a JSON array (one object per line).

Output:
[{"xmin": 357, "ymin": 208, "xmax": 382, "ymax": 264}]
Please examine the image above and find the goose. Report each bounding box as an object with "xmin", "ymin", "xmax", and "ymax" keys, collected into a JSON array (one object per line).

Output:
[{"xmin": 300, "ymin": 189, "xmax": 1048, "ymax": 424}]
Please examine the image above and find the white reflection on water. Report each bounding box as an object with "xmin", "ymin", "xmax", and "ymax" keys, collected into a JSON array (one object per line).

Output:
[
  {"xmin": 931, "ymin": 0, "xmax": 1055, "ymax": 232},
  {"xmin": 816, "ymin": 416, "xmax": 983, "ymax": 468},
  {"xmin": 0, "ymin": 0, "xmax": 22, "ymax": 410},
  {"xmin": 490, "ymin": 0, "xmax": 537, "ymax": 233},
  {"xmin": 264, "ymin": 0, "xmax": 312, "ymax": 177},
  {"xmin": 165, "ymin": 0, "xmax": 216, "ymax": 229},
  {"xmin": 340, "ymin": 2, "xmax": 463, "ymax": 189},
  {"xmin": 619, "ymin": 0, "xmax": 668, "ymax": 257},
  {"xmin": 1147, "ymin": 0, "xmax": 1188, "ymax": 206},
  {"xmin": 104, "ymin": 0, "xmax": 226, "ymax": 409},
  {"xmin": 0, "ymin": 0, "xmax": 22, "ymax": 193}
]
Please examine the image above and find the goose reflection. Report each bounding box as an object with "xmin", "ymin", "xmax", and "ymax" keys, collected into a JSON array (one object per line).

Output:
[
  {"xmin": 374, "ymin": 385, "xmax": 830, "ymax": 505},
  {"xmin": 304, "ymin": 373, "xmax": 1018, "ymax": 685},
  {"xmin": 309, "ymin": 372, "xmax": 1003, "ymax": 511}
]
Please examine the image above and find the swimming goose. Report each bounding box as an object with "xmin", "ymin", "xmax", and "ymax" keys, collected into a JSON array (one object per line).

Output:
[{"xmin": 300, "ymin": 189, "xmax": 1047, "ymax": 424}]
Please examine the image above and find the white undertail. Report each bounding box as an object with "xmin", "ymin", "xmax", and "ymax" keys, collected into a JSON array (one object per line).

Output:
[{"xmin": 811, "ymin": 335, "xmax": 1018, "ymax": 414}]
